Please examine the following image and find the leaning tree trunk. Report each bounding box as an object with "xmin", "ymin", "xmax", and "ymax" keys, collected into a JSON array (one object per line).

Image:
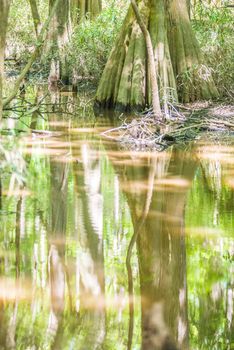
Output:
[
  {"xmin": 95, "ymin": 0, "xmax": 218, "ymax": 112},
  {"xmin": 0, "ymin": 0, "xmax": 10, "ymax": 120},
  {"xmin": 47, "ymin": 0, "xmax": 72, "ymax": 84}
]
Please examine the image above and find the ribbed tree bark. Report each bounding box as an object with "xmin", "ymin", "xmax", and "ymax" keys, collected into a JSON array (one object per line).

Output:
[
  {"xmin": 0, "ymin": 0, "xmax": 10, "ymax": 120},
  {"xmin": 96, "ymin": 0, "xmax": 218, "ymax": 112}
]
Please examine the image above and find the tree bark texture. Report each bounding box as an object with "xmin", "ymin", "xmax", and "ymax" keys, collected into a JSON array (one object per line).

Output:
[{"xmin": 96, "ymin": 0, "xmax": 218, "ymax": 112}]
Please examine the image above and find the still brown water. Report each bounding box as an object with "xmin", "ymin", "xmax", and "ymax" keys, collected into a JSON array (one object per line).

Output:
[{"xmin": 0, "ymin": 91, "xmax": 233, "ymax": 350}]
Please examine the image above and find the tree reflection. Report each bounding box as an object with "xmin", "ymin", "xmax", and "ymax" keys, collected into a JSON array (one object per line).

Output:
[
  {"xmin": 0, "ymin": 190, "xmax": 26, "ymax": 350},
  {"xmin": 0, "ymin": 101, "xmax": 234, "ymax": 349},
  {"xmin": 45, "ymin": 102, "xmax": 69, "ymax": 350},
  {"xmin": 72, "ymin": 139, "xmax": 106, "ymax": 349},
  {"xmin": 137, "ymin": 151, "xmax": 196, "ymax": 350},
  {"xmin": 108, "ymin": 147, "xmax": 197, "ymax": 349},
  {"xmin": 48, "ymin": 158, "xmax": 68, "ymax": 348},
  {"xmin": 46, "ymin": 109, "xmax": 106, "ymax": 349},
  {"xmin": 187, "ymin": 149, "xmax": 234, "ymax": 349}
]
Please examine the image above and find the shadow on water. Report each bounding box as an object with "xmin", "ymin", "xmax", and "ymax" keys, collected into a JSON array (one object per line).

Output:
[{"xmin": 0, "ymin": 88, "xmax": 233, "ymax": 349}]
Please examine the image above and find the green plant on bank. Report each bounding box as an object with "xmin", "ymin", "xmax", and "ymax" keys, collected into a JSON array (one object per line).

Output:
[
  {"xmin": 66, "ymin": 3, "xmax": 127, "ymax": 84},
  {"xmin": 192, "ymin": 4, "xmax": 234, "ymax": 97}
]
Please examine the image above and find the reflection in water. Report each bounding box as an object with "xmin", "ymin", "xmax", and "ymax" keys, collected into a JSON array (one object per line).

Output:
[
  {"xmin": 73, "ymin": 141, "xmax": 106, "ymax": 349},
  {"xmin": 48, "ymin": 136, "xmax": 68, "ymax": 348},
  {"xmin": 0, "ymin": 95, "xmax": 233, "ymax": 349},
  {"xmin": 110, "ymin": 147, "xmax": 196, "ymax": 349}
]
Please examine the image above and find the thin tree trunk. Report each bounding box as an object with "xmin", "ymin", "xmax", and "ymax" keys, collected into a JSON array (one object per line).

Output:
[
  {"xmin": 3, "ymin": 0, "xmax": 60, "ymax": 108},
  {"xmin": 28, "ymin": 0, "xmax": 41, "ymax": 37},
  {"xmin": 0, "ymin": 0, "xmax": 10, "ymax": 120},
  {"xmin": 131, "ymin": 0, "xmax": 161, "ymax": 118}
]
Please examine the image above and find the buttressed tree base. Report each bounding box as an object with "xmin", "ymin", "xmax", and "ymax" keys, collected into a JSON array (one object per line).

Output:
[{"xmin": 96, "ymin": 0, "xmax": 219, "ymax": 111}]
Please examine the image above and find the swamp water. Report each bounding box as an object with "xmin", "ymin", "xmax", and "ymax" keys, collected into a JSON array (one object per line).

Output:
[{"xmin": 0, "ymin": 90, "xmax": 233, "ymax": 350}]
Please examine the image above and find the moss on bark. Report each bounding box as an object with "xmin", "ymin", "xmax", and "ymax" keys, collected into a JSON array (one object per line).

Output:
[{"xmin": 96, "ymin": 0, "xmax": 218, "ymax": 112}]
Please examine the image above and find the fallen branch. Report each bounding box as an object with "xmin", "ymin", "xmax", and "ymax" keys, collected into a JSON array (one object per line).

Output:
[{"xmin": 101, "ymin": 104, "xmax": 234, "ymax": 151}]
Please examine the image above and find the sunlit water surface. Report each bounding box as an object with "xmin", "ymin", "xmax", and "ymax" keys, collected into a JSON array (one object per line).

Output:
[{"xmin": 0, "ymin": 91, "xmax": 233, "ymax": 350}]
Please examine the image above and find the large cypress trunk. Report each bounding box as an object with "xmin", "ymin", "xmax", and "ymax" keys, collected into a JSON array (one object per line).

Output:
[
  {"xmin": 0, "ymin": 0, "xmax": 10, "ymax": 119},
  {"xmin": 95, "ymin": 0, "xmax": 218, "ymax": 111}
]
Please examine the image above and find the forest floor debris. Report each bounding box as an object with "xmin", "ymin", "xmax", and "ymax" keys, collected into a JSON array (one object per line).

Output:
[{"xmin": 101, "ymin": 101, "xmax": 234, "ymax": 151}]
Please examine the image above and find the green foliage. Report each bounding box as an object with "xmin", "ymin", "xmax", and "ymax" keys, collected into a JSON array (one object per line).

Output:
[
  {"xmin": 67, "ymin": 3, "xmax": 127, "ymax": 84},
  {"xmin": 7, "ymin": 0, "xmax": 48, "ymax": 61},
  {"xmin": 7, "ymin": 0, "xmax": 35, "ymax": 59},
  {"xmin": 192, "ymin": 5, "xmax": 234, "ymax": 97}
]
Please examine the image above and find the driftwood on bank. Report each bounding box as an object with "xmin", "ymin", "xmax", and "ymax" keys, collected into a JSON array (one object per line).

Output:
[{"xmin": 101, "ymin": 103, "xmax": 234, "ymax": 151}]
